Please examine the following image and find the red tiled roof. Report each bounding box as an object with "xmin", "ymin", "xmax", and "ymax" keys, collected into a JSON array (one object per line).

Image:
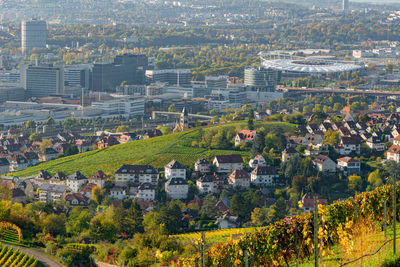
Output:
[{"xmin": 229, "ymin": 169, "xmax": 249, "ymax": 180}]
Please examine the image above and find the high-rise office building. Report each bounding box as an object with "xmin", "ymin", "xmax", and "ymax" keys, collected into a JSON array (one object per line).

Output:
[
  {"xmin": 145, "ymin": 69, "xmax": 191, "ymax": 86},
  {"xmin": 21, "ymin": 19, "xmax": 47, "ymax": 54},
  {"xmin": 343, "ymin": 0, "xmax": 349, "ymax": 11},
  {"xmin": 21, "ymin": 65, "xmax": 64, "ymax": 98},
  {"xmin": 91, "ymin": 54, "xmax": 148, "ymax": 92},
  {"xmin": 244, "ymin": 66, "xmax": 278, "ymax": 92},
  {"xmin": 64, "ymin": 65, "xmax": 90, "ymax": 89}
]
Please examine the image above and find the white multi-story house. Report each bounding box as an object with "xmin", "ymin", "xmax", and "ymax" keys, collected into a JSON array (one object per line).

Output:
[
  {"xmin": 248, "ymin": 155, "xmax": 266, "ymax": 169},
  {"xmin": 196, "ymin": 174, "xmax": 216, "ymax": 194},
  {"xmin": 137, "ymin": 182, "xmax": 156, "ymax": 201},
  {"xmin": 114, "ymin": 164, "xmax": 159, "ymax": 187},
  {"xmin": 387, "ymin": 145, "xmax": 400, "ymax": 163},
  {"xmin": 335, "ymin": 136, "xmax": 361, "ymax": 155},
  {"xmin": 250, "ymin": 166, "xmax": 279, "ymax": 187},
  {"xmin": 366, "ymin": 136, "xmax": 385, "ymax": 151},
  {"xmin": 66, "ymin": 171, "xmax": 88, "ymax": 192},
  {"xmin": 194, "ymin": 158, "xmax": 211, "ymax": 173},
  {"xmin": 234, "ymin": 130, "xmax": 257, "ymax": 146},
  {"xmin": 165, "ymin": 177, "xmax": 188, "ymax": 200},
  {"xmin": 39, "ymin": 184, "xmax": 71, "ymax": 203},
  {"xmin": 88, "ymin": 170, "xmax": 108, "ymax": 189},
  {"xmin": 213, "ymin": 154, "xmax": 243, "ymax": 173},
  {"xmin": 9, "ymin": 155, "xmax": 28, "ymax": 172},
  {"xmin": 337, "ymin": 156, "xmax": 361, "ymax": 176},
  {"xmin": 228, "ymin": 170, "xmax": 250, "ymax": 189},
  {"xmin": 109, "ymin": 187, "xmax": 126, "ymax": 200},
  {"xmin": 164, "ymin": 160, "xmax": 186, "ymax": 179}
]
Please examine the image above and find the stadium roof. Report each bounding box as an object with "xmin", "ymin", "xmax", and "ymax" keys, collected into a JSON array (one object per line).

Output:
[{"xmin": 261, "ymin": 59, "xmax": 363, "ymax": 74}]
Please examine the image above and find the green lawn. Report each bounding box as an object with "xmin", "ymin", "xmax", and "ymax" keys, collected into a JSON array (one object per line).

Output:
[{"xmin": 11, "ymin": 121, "xmax": 294, "ymax": 177}]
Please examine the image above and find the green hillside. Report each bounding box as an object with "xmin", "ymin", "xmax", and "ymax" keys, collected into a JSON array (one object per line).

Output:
[{"xmin": 11, "ymin": 121, "xmax": 294, "ymax": 177}]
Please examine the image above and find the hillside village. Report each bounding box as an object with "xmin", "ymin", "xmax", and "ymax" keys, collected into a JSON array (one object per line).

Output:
[{"xmin": 3, "ymin": 103, "xmax": 400, "ymax": 231}]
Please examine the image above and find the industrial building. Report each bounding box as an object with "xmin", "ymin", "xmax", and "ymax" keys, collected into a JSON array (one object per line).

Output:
[{"xmin": 21, "ymin": 65, "xmax": 64, "ymax": 98}]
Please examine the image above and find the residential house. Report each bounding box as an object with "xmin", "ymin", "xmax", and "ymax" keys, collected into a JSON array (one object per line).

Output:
[
  {"xmin": 213, "ymin": 154, "xmax": 243, "ymax": 173},
  {"xmin": 80, "ymin": 183, "xmax": 97, "ymax": 198},
  {"xmin": 194, "ymin": 158, "xmax": 211, "ymax": 173},
  {"xmin": 109, "ymin": 187, "xmax": 126, "ymax": 200},
  {"xmin": 165, "ymin": 177, "xmax": 188, "ymax": 200},
  {"xmin": 165, "ymin": 160, "xmax": 186, "ymax": 179},
  {"xmin": 0, "ymin": 158, "xmax": 10, "ymax": 174},
  {"xmin": 35, "ymin": 170, "xmax": 52, "ymax": 185},
  {"xmin": 281, "ymin": 147, "xmax": 299, "ymax": 163},
  {"xmin": 216, "ymin": 214, "xmax": 239, "ymax": 229},
  {"xmin": 66, "ymin": 171, "xmax": 88, "ymax": 192},
  {"xmin": 9, "ymin": 155, "xmax": 28, "ymax": 171},
  {"xmin": 387, "ymin": 145, "xmax": 400, "ymax": 163},
  {"xmin": 137, "ymin": 182, "xmax": 156, "ymax": 201},
  {"xmin": 319, "ymin": 122, "xmax": 332, "ymax": 133},
  {"xmin": 39, "ymin": 183, "xmax": 71, "ymax": 203},
  {"xmin": 249, "ymin": 155, "xmax": 267, "ymax": 169},
  {"xmin": 234, "ymin": 130, "xmax": 257, "ymax": 146},
  {"xmin": 332, "ymin": 122, "xmax": 344, "ymax": 131},
  {"xmin": 366, "ymin": 136, "xmax": 385, "ymax": 151},
  {"xmin": 301, "ymin": 193, "xmax": 328, "ymax": 213},
  {"xmin": 336, "ymin": 136, "xmax": 361, "ymax": 155},
  {"xmin": 50, "ymin": 172, "xmax": 67, "ymax": 185},
  {"xmin": 39, "ymin": 148, "xmax": 59, "ymax": 162},
  {"xmin": 97, "ymin": 136, "xmax": 120, "ymax": 149},
  {"xmin": 228, "ymin": 169, "xmax": 250, "ymax": 189},
  {"xmin": 88, "ymin": 170, "xmax": 108, "ymax": 189},
  {"xmin": 338, "ymin": 127, "xmax": 351, "ymax": 137},
  {"xmin": 11, "ymin": 188, "xmax": 26, "ymax": 203},
  {"xmin": 304, "ymin": 133, "xmax": 323, "ymax": 146},
  {"xmin": 65, "ymin": 193, "xmax": 89, "ymax": 206},
  {"xmin": 312, "ymin": 155, "xmax": 336, "ymax": 173},
  {"xmin": 22, "ymin": 152, "xmax": 39, "ymax": 166},
  {"xmin": 114, "ymin": 164, "xmax": 159, "ymax": 187},
  {"xmin": 53, "ymin": 143, "xmax": 71, "ymax": 155},
  {"xmin": 74, "ymin": 139, "xmax": 93, "ymax": 153},
  {"xmin": 250, "ymin": 166, "xmax": 279, "ymax": 187},
  {"xmin": 142, "ymin": 129, "xmax": 162, "ymax": 139},
  {"xmin": 337, "ymin": 156, "xmax": 361, "ymax": 176},
  {"xmin": 306, "ymin": 124, "xmax": 320, "ymax": 134},
  {"xmin": 215, "ymin": 198, "xmax": 229, "ymax": 213},
  {"xmin": 196, "ymin": 174, "xmax": 216, "ymax": 194},
  {"xmin": 119, "ymin": 133, "xmax": 137, "ymax": 144}
]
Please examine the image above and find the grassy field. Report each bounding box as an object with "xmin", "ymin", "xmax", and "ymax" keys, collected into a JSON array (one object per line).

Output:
[{"xmin": 11, "ymin": 121, "xmax": 294, "ymax": 177}]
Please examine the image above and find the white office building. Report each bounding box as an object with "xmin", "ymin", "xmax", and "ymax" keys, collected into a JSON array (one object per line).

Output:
[
  {"xmin": 21, "ymin": 19, "xmax": 47, "ymax": 54},
  {"xmin": 91, "ymin": 98, "xmax": 145, "ymax": 116}
]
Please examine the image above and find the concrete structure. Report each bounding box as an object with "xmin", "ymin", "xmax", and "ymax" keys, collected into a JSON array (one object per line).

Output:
[
  {"xmin": 64, "ymin": 65, "xmax": 90, "ymax": 89},
  {"xmin": 146, "ymin": 69, "xmax": 191, "ymax": 86},
  {"xmin": 205, "ymin": 76, "xmax": 228, "ymax": 89},
  {"xmin": 21, "ymin": 19, "xmax": 46, "ymax": 54},
  {"xmin": 0, "ymin": 158, "xmax": 10, "ymax": 175},
  {"xmin": 91, "ymin": 98, "xmax": 145, "ymax": 116},
  {"xmin": 343, "ymin": 0, "xmax": 349, "ymax": 11},
  {"xmin": 0, "ymin": 87, "xmax": 25, "ymax": 103},
  {"xmin": 21, "ymin": 65, "xmax": 64, "ymax": 98},
  {"xmin": 91, "ymin": 54, "xmax": 148, "ymax": 92},
  {"xmin": 244, "ymin": 66, "xmax": 278, "ymax": 92}
]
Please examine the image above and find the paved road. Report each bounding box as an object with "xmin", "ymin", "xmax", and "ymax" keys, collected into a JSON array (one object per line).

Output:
[{"xmin": 2, "ymin": 244, "xmax": 64, "ymax": 267}]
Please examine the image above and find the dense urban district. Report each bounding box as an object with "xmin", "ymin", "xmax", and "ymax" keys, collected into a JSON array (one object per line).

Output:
[{"xmin": 1, "ymin": 0, "xmax": 400, "ymax": 266}]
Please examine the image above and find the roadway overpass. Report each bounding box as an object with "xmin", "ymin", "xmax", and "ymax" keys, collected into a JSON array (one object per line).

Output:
[{"xmin": 152, "ymin": 111, "xmax": 212, "ymax": 120}]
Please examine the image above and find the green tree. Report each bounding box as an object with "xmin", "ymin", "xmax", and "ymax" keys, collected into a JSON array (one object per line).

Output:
[
  {"xmin": 323, "ymin": 130, "xmax": 340, "ymax": 146},
  {"xmin": 40, "ymin": 139, "xmax": 53, "ymax": 152},
  {"xmin": 25, "ymin": 120, "xmax": 36, "ymax": 129},
  {"xmin": 66, "ymin": 207, "xmax": 91, "ymax": 236},
  {"xmin": 200, "ymin": 194, "xmax": 218, "ymax": 220},
  {"xmin": 116, "ymin": 125, "xmax": 129, "ymax": 133},
  {"xmin": 168, "ymin": 104, "xmax": 178, "ymax": 112},
  {"xmin": 64, "ymin": 146, "xmax": 79, "ymax": 156},
  {"xmin": 368, "ymin": 169, "xmax": 383, "ymax": 189},
  {"xmin": 251, "ymin": 207, "xmax": 275, "ymax": 226},
  {"xmin": 247, "ymin": 118, "xmax": 254, "ymax": 130},
  {"xmin": 348, "ymin": 175, "xmax": 362, "ymax": 191},
  {"xmin": 29, "ymin": 133, "xmax": 41, "ymax": 141},
  {"xmin": 42, "ymin": 213, "xmax": 66, "ymax": 236},
  {"xmin": 45, "ymin": 117, "xmax": 55, "ymax": 126}
]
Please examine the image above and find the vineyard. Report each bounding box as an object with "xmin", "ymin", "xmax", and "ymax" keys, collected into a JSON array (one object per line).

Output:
[
  {"xmin": 0, "ymin": 245, "xmax": 40, "ymax": 267},
  {"xmin": 171, "ymin": 227, "xmax": 267, "ymax": 246},
  {"xmin": 0, "ymin": 223, "xmax": 22, "ymax": 245},
  {"xmin": 170, "ymin": 184, "xmax": 400, "ymax": 266}
]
